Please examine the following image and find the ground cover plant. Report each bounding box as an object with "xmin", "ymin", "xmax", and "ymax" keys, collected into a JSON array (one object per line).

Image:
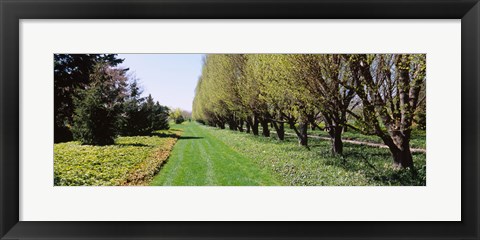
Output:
[{"xmin": 54, "ymin": 129, "xmax": 179, "ymax": 186}]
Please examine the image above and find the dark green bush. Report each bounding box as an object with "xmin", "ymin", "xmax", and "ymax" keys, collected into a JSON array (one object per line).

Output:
[{"xmin": 175, "ymin": 115, "xmax": 185, "ymax": 124}]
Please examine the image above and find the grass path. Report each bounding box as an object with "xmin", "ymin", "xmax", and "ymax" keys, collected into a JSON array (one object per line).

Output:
[{"xmin": 150, "ymin": 122, "xmax": 280, "ymax": 186}]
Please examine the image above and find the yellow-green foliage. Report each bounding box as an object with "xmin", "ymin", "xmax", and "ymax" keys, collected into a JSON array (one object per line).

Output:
[{"xmin": 54, "ymin": 130, "xmax": 179, "ymax": 186}]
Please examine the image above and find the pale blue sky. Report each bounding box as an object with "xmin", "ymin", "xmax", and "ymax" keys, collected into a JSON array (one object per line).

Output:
[{"xmin": 118, "ymin": 54, "xmax": 204, "ymax": 112}]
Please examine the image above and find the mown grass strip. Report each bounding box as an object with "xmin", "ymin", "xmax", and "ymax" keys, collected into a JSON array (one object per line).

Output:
[{"xmin": 150, "ymin": 122, "xmax": 280, "ymax": 186}]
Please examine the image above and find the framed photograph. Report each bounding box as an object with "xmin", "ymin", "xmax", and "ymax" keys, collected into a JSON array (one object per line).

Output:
[{"xmin": 1, "ymin": 0, "xmax": 479, "ymax": 239}]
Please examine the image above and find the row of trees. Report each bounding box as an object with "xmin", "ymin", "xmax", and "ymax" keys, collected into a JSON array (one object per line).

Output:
[
  {"xmin": 55, "ymin": 54, "xmax": 169, "ymax": 145},
  {"xmin": 192, "ymin": 54, "xmax": 426, "ymax": 169}
]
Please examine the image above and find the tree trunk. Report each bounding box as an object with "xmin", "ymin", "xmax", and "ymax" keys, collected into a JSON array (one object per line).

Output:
[
  {"xmin": 218, "ymin": 122, "xmax": 225, "ymax": 129},
  {"xmin": 261, "ymin": 118, "xmax": 270, "ymax": 137},
  {"xmin": 289, "ymin": 120, "xmax": 308, "ymax": 147},
  {"xmin": 288, "ymin": 118, "xmax": 308, "ymax": 147},
  {"xmin": 381, "ymin": 131, "xmax": 414, "ymax": 169},
  {"xmin": 391, "ymin": 147, "xmax": 413, "ymax": 168},
  {"xmin": 332, "ymin": 126, "xmax": 343, "ymax": 155},
  {"xmin": 392, "ymin": 133, "xmax": 414, "ymax": 168},
  {"xmin": 272, "ymin": 121, "xmax": 285, "ymax": 140},
  {"xmin": 252, "ymin": 116, "xmax": 259, "ymax": 136},
  {"xmin": 328, "ymin": 126, "xmax": 343, "ymax": 155},
  {"xmin": 238, "ymin": 120, "xmax": 244, "ymax": 132},
  {"xmin": 298, "ymin": 121, "xmax": 308, "ymax": 146},
  {"xmin": 228, "ymin": 117, "xmax": 237, "ymax": 131},
  {"xmin": 278, "ymin": 122, "xmax": 284, "ymax": 140},
  {"xmin": 245, "ymin": 119, "xmax": 251, "ymax": 133}
]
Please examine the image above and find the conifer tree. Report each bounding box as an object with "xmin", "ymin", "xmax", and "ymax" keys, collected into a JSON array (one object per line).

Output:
[
  {"xmin": 153, "ymin": 101, "xmax": 170, "ymax": 130},
  {"xmin": 72, "ymin": 63, "xmax": 127, "ymax": 145},
  {"xmin": 54, "ymin": 54, "xmax": 124, "ymax": 142},
  {"xmin": 120, "ymin": 78, "xmax": 147, "ymax": 136}
]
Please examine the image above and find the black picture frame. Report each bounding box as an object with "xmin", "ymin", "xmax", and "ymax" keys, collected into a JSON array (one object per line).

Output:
[{"xmin": 1, "ymin": 0, "xmax": 479, "ymax": 239}]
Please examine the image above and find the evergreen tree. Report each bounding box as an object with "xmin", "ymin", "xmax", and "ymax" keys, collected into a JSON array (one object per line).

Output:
[
  {"xmin": 142, "ymin": 94, "xmax": 156, "ymax": 133},
  {"xmin": 144, "ymin": 95, "xmax": 170, "ymax": 132},
  {"xmin": 120, "ymin": 78, "xmax": 147, "ymax": 136},
  {"xmin": 153, "ymin": 102, "xmax": 170, "ymax": 130},
  {"xmin": 121, "ymin": 83, "xmax": 170, "ymax": 135},
  {"xmin": 54, "ymin": 54, "xmax": 124, "ymax": 142},
  {"xmin": 72, "ymin": 63, "xmax": 127, "ymax": 145}
]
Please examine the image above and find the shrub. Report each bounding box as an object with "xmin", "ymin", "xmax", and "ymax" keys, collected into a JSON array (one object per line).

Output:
[{"xmin": 175, "ymin": 115, "xmax": 185, "ymax": 124}]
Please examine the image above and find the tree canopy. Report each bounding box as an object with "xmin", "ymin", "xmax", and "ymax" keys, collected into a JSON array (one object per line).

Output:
[{"xmin": 192, "ymin": 54, "xmax": 426, "ymax": 169}]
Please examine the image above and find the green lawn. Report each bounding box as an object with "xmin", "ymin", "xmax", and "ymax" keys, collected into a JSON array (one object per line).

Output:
[
  {"xmin": 188, "ymin": 123, "xmax": 426, "ymax": 186},
  {"xmin": 151, "ymin": 122, "xmax": 425, "ymax": 186},
  {"xmin": 150, "ymin": 122, "xmax": 280, "ymax": 186}
]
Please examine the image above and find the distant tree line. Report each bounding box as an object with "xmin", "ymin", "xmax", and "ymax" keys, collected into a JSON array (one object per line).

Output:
[
  {"xmin": 192, "ymin": 54, "xmax": 426, "ymax": 169},
  {"xmin": 54, "ymin": 54, "xmax": 169, "ymax": 145},
  {"xmin": 169, "ymin": 108, "xmax": 192, "ymax": 124}
]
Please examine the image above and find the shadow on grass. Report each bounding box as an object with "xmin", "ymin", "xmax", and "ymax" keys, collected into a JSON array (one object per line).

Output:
[
  {"xmin": 151, "ymin": 132, "xmax": 179, "ymax": 138},
  {"xmin": 317, "ymin": 145, "xmax": 426, "ymax": 186},
  {"xmin": 151, "ymin": 132, "xmax": 203, "ymax": 140},
  {"xmin": 115, "ymin": 143, "xmax": 150, "ymax": 147},
  {"xmin": 179, "ymin": 136, "xmax": 203, "ymax": 140}
]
